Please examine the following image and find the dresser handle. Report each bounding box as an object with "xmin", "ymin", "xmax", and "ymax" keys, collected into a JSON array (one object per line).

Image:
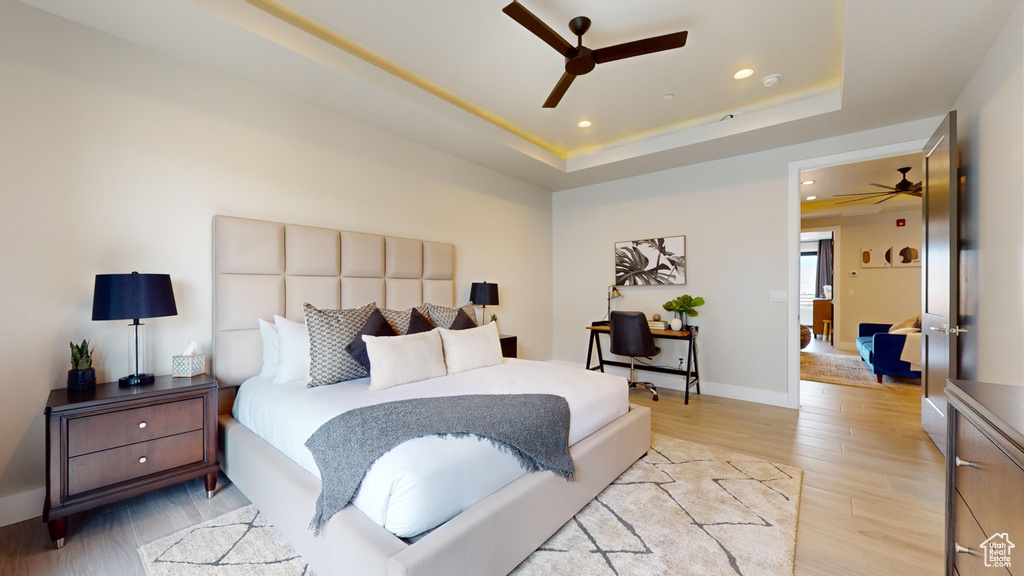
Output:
[
  {"xmin": 138, "ymin": 422, "xmax": 147, "ymax": 429},
  {"xmin": 955, "ymin": 457, "xmax": 974, "ymax": 467},
  {"xmin": 955, "ymin": 543, "xmax": 973, "ymax": 555},
  {"xmin": 139, "ymin": 457, "xmax": 147, "ymax": 464}
]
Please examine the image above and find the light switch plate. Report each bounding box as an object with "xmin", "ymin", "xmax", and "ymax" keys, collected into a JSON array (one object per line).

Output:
[{"xmin": 769, "ymin": 290, "xmax": 788, "ymax": 303}]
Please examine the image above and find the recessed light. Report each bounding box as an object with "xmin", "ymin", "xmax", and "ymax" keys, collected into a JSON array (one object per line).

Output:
[
  {"xmin": 578, "ymin": 120, "xmax": 592, "ymax": 128},
  {"xmin": 733, "ymin": 68, "xmax": 754, "ymax": 79},
  {"xmin": 806, "ymin": 196, "xmax": 817, "ymax": 201},
  {"xmin": 802, "ymin": 180, "xmax": 815, "ymax": 186},
  {"xmin": 664, "ymin": 94, "xmax": 675, "ymax": 100}
]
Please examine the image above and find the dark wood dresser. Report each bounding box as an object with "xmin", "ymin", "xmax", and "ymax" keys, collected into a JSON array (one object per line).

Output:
[
  {"xmin": 43, "ymin": 374, "xmax": 219, "ymax": 548},
  {"xmin": 945, "ymin": 379, "xmax": 1024, "ymax": 575},
  {"xmin": 499, "ymin": 334, "xmax": 517, "ymax": 359}
]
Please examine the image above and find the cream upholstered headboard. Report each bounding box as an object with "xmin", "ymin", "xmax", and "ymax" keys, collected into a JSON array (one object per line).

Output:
[{"xmin": 212, "ymin": 216, "xmax": 455, "ymax": 386}]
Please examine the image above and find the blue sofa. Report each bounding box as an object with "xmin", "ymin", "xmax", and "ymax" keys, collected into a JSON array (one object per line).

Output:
[{"xmin": 855, "ymin": 323, "xmax": 922, "ymax": 382}]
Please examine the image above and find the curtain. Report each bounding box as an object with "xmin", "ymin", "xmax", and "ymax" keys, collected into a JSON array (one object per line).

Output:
[{"xmin": 815, "ymin": 239, "xmax": 834, "ymax": 298}]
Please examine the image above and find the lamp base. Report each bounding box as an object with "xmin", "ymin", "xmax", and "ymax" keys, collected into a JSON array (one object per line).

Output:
[{"xmin": 119, "ymin": 373, "xmax": 155, "ymax": 387}]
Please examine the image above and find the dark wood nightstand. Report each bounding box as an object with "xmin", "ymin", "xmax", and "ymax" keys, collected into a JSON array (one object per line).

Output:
[
  {"xmin": 499, "ymin": 334, "xmax": 517, "ymax": 358},
  {"xmin": 43, "ymin": 374, "xmax": 220, "ymax": 549}
]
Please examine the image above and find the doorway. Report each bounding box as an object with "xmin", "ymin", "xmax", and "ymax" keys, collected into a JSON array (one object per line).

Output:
[{"xmin": 787, "ymin": 141, "xmax": 929, "ymax": 408}]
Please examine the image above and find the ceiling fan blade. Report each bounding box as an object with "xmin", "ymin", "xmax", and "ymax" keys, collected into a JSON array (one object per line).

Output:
[
  {"xmin": 869, "ymin": 183, "xmax": 897, "ymax": 190},
  {"xmin": 543, "ymin": 72, "xmax": 576, "ymax": 108},
  {"xmin": 593, "ymin": 31, "xmax": 688, "ymax": 64},
  {"xmin": 836, "ymin": 195, "xmax": 892, "ymax": 205},
  {"xmin": 834, "ymin": 191, "xmax": 898, "ymax": 197},
  {"xmin": 503, "ymin": 2, "xmax": 574, "ymax": 57},
  {"xmin": 874, "ymin": 195, "xmax": 898, "ymax": 205}
]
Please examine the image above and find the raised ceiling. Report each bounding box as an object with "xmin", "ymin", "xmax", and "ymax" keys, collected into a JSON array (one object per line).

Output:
[
  {"xmin": 800, "ymin": 153, "xmax": 923, "ymax": 218},
  {"xmin": 19, "ymin": 0, "xmax": 1020, "ymax": 190}
]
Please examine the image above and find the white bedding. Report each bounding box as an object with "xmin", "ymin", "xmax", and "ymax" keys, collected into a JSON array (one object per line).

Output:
[{"xmin": 232, "ymin": 358, "xmax": 628, "ymax": 537}]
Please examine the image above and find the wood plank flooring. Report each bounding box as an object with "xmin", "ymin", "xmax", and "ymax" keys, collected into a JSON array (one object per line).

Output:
[{"xmin": 0, "ymin": 380, "xmax": 944, "ymax": 575}]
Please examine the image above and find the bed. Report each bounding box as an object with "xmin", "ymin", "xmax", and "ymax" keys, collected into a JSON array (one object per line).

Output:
[{"xmin": 213, "ymin": 215, "xmax": 651, "ymax": 575}]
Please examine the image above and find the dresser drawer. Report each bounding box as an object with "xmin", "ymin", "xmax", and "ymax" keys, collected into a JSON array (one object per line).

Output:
[
  {"xmin": 954, "ymin": 491, "xmax": 1012, "ymax": 576},
  {"xmin": 68, "ymin": 398, "xmax": 204, "ymax": 457},
  {"xmin": 67, "ymin": 430, "xmax": 204, "ymax": 496},
  {"xmin": 956, "ymin": 413, "xmax": 1024, "ymax": 543}
]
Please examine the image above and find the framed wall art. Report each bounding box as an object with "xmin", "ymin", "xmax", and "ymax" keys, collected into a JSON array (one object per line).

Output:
[
  {"xmin": 614, "ymin": 235, "xmax": 686, "ymax": 286},
  {"xmin": 861, "ymin": 246, "xmax": 892, "ymax": 268}
]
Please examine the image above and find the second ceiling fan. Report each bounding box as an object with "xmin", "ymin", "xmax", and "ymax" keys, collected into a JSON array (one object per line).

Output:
[
  {"xmin": 835, "ymin": 167, "xmax": 924, "ymax": 205},
  {"xmin": 502, "ymin": 1, "xmax": 689, "ymax": 108}
]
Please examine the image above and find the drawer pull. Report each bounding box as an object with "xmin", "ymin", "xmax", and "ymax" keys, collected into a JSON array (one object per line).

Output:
[
  {"xmin": 955, "ymin": 543, "xmax": 973, "ymax": 555},
  {"xmin": 955, "ymin": 456, "xmax": 974, "ymax": 467},
  {"xmin": 138, "ymin": 422, "xmax": 147, "ymax": 429},
  {"xmin": 139, "ymin": 457, "xmax": 147, "ymax": 464}
]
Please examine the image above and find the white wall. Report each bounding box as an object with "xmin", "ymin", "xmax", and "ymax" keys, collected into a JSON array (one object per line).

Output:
[
  {"xmin": 803, "ymin": 210, "xmax": 922, "ymax": 347},
  {"xmin": 552, "ymin": 118, "xmax": 942, "ymax": 407},
  {"xmin": 952, "ymin": 0, "xmax": 1024, "ymax": 384},
  {"xmin": 0, "ymin": 2, "xmax": 552, "ymax": 521}
]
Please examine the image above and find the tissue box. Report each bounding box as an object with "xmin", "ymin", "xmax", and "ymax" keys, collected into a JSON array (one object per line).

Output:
[{"xmin": 172, "ymin": 354, "xmax": 206, "ymax": 378}]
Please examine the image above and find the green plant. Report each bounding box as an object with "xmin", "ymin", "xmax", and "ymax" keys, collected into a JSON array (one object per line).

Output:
[
  {"xmin": 490, "ymin": 313, "xmax": 497, "ymax": 323},
  {"xmin": 69, "ymin": 339, "xmax": 93, "ymax": 371},
  {"xmin": 663, "ymin": 295, "xmax": 705, "ymax": 320}
]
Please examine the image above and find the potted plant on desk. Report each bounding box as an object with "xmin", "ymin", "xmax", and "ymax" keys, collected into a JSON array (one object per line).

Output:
[
  {"xmin": 67, "ymin": 339, "xmax": 96, "ymax": 390},
  {"xmin": 663, "ymin": 295, "xmax": 705, "ymax": 330}
]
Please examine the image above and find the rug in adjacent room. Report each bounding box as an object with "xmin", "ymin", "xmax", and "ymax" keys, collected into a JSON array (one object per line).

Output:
[
  {"xmin": 800, "ymin": 351, "xmax": 921, "ymax": 390},
  {"xmin": 140, "ymin": 435, "xmax": 802, "ymax": 576}
]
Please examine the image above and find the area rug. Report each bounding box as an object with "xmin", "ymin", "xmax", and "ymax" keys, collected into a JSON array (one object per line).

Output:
[
  {"xmin": 140, "ymin": 435, "xmax": 802, "ymax": 576},
  {"xmin": 800, "ymin": 351, "xmax": 920, "ymax": 391}
]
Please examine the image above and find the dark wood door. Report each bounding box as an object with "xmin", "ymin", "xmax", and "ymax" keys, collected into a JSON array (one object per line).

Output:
[{"xmin": 921, "ymin": 111, "xmax": 961, "ymax": 455}]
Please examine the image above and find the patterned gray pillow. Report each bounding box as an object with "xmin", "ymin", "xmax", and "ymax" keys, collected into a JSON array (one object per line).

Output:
[
  {"xmin": 303, "ymin": 302, "xmax": 376, "ymax": 387},
  {"xmin": 379, "ymin": 305, "xmax": 431, "ymax": 335},
  {"xmin": 424, "ymin": 302, "xmax": 478, "ymax": 329}
]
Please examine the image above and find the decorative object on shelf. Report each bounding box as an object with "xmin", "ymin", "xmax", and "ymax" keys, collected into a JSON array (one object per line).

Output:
[
  {"xmin": 614, "ymin": 235, "xmax": 685, "ymax": 286},
  {"xmin": 652, "ymin": 313, "xmax": 661, "ymax": 322},
  {"xmin": 663, "ymin": 294, "xmax": 705, "ymax": 329},
  {"xmin": 470, "ymin": 281, "xmax": 499, "ymax": 325},
  {"xmin": 92, "ymin": 272, "xmax": 177, "ymax": 387},
  {"xmin": 605, "ymin": 284, "xmax": 623, "ymax": 322},
  {"xmin": 860, "ymin": 246, "xmax": 892, "ymax": 268},
  {"xmin": 173, "ymin": 341, "xmax": 206, "ymax": 378},
  {"xmin": 67, "ymin": 339, "xmax": 96, "ymax": 391}
]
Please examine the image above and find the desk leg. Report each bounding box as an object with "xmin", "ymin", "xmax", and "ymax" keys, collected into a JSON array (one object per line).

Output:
[
  {"xmin": 685, "ymin": 345, "xmax": 692, "ymax": 405},
  {"xmin": 692, "ymin": 337, "xmax": 700, "ymax": 397},
  {"xmin": 585, "ymin": 331, "xmax": 595, "ymax": 370},
  {"xmin": 594, "ymin": 332, "xmax": 605, "ymax": 373},
  {"xmin": 586, "ymin": 331, "xmax": 606, "ymax": 373}
]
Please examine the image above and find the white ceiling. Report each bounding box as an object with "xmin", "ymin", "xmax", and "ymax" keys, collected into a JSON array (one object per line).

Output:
[
  {"xmin": 20, "ymin": 0, "xmax": 1020, "ymax": 191},
  {"xmin": 800, "ymin": 153, "xmax": 923, "ymax": 218}
]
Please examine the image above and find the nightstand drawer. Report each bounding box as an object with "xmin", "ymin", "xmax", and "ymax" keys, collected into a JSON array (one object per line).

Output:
[
  {"xmin": 68, "ymin": 398, "xmax": 204, "ymax": 457},
  {"xmin": 955, "ymin": 412, "xmax": 1024, "ymax": 541},
  {"xmin": 67, "ymin": 430, "xmax": 204, "ymax": 496}
]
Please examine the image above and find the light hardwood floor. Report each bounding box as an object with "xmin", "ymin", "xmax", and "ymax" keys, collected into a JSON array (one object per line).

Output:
[{"xmin": 0, "ymin": 381, "xmax": 944, "ymax": 576}]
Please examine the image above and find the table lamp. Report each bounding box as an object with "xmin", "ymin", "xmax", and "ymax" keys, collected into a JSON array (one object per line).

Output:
[
  {"xmin": 470, "ymin": 281, "xmax": 499, "ymax": 324},
  {"xmin": 607, "ymin": 285, "xmax": 622, "ymax": 321},
  {"xmin": 92, "ymin": 272, "xmax": 177, "ymax": 387}
]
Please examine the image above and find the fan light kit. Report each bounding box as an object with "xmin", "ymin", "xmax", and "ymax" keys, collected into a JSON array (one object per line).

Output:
[
  {"xmin": 503, "ymin": 1, "xmax": 689, "ymax": 108},
  {"xmin": 733, "ymin": 68, "xmax": 754, "ymax": 79},
  {"xmin": 578, "ymin": 120, "xmax": 592, "ymax": 128},
  {"xmin": 762, "ymin": 73, "xmax": 782, "ymax": 88},
  {"xmin": 835, "ymin": 167, "xmax": 923, "ymax": 205}
]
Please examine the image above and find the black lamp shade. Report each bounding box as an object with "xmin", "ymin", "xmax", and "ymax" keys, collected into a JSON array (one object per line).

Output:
[
  {"xmin": 470, "ymin": 282, "xmax": 499, "ymax": 307},
  {"xmin": 92, "ymin": 272, "xmax": 177, "ymax": 321}
]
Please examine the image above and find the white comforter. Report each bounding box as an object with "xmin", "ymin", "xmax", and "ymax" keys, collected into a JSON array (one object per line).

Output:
[{"xmin": 232, "ymin": 359, "xmax": 628, "ymax": 537}]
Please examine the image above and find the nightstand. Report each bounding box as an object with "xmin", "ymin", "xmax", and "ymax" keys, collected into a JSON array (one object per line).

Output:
[
  {"xmin": 499, "ymin": 334, "xmax": 517, "ymax": 358},
  {"xmin": 43, "ymin": 374, "xmax": 219, "ymax": 549}
]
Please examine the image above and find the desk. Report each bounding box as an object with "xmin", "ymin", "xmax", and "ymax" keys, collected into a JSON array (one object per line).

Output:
[{"xmin": 585, "ymin": 325, "xmax": 701, "ymax": 404}]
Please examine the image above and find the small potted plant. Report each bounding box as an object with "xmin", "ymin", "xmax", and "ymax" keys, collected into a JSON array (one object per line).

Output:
[
  {"xmin": 67, "ymin": 339, "xmax": 96, "ymax": 390},
  {"xmin": 490, "ymin": 313, "xmax": 498, "ymax": 332},
  {"xmin": 663, "ymin": 295, "xmax": 705, "ymax": 330}
]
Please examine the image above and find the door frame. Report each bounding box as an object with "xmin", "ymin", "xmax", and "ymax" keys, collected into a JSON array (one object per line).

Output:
[
  {"xmin": 800, "ymin": 225, "xmax": 842, "ymax": 347},
  {"xmin": 787, "ymin": 140, "xmax": 929, "ymax": 408}
]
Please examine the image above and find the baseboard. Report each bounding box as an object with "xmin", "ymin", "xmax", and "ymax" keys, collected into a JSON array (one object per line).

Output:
[
  {"xmin": 552, "ymin": 360, "xmax": 791, "ymax": 408},
  {"xmin": 0, "ymin": 486, "xmax": 44, "ymax": 528}
]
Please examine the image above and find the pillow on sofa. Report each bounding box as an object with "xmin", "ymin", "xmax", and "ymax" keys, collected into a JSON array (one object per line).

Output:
[
  {"xmin": 890, "ymin": 327, "xmax": 920, "ymax": 335},
  {"xmin": 889, "ymin": 315, "xmax": 921, "ymax": 332}
]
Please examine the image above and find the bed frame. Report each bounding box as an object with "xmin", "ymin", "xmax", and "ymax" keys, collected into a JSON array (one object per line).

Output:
[{"xmin": 212, "ymin": 215, "xmax": 651, "ymax": 575}]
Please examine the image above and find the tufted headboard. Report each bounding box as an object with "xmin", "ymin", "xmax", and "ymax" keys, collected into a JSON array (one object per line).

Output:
[{"xmin": 212, "ymin": 215, "xmax": 455, "ymax": 386}]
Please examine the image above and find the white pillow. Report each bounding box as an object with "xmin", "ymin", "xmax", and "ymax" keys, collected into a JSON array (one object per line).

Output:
[
  {"xmin": 258, "ymin": 318, "xmax": 278, "ymax": 379},
  {"xmin": 364, "ymin": 329, "xmax": 447, "ymax": 391},
  {"xmin": 273, "ymin": 315, "xmax": 310, "ymax": 385},
  {"xmin": 890, "ymin": 327, "xmax": 920, "ymax": 335},
  {"xmin": 438, "ymin": 322, "xmax": 504, "ymax": 375}
]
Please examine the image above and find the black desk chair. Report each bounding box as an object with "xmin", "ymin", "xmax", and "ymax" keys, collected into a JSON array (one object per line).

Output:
[{"xmin": 610, "ymin": 311, "xmax": 660, "ymax": 401}]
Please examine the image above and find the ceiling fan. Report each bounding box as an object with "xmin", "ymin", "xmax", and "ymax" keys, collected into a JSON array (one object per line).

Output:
[
  {"xmin": 835, "ymin": 167, "xmax": 923, "ymax": 205},
  {"xmin": 502, "ymin": 1, "xmax": 688, "ymax": 108}
]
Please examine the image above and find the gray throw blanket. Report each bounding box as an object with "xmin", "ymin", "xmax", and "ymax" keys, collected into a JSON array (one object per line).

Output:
[{"xmin": 305, "ymin": 393, "xmax": 575, "ymax": 536}]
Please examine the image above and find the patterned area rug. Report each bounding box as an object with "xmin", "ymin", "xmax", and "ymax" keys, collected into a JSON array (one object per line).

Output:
[
  {"xmin": 800, "ymin": 351, "xmax": 921, "ymax": 391},
  {"xmin": 139, "ymin": 435, "xmax": 801, "ymax": 576}
]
